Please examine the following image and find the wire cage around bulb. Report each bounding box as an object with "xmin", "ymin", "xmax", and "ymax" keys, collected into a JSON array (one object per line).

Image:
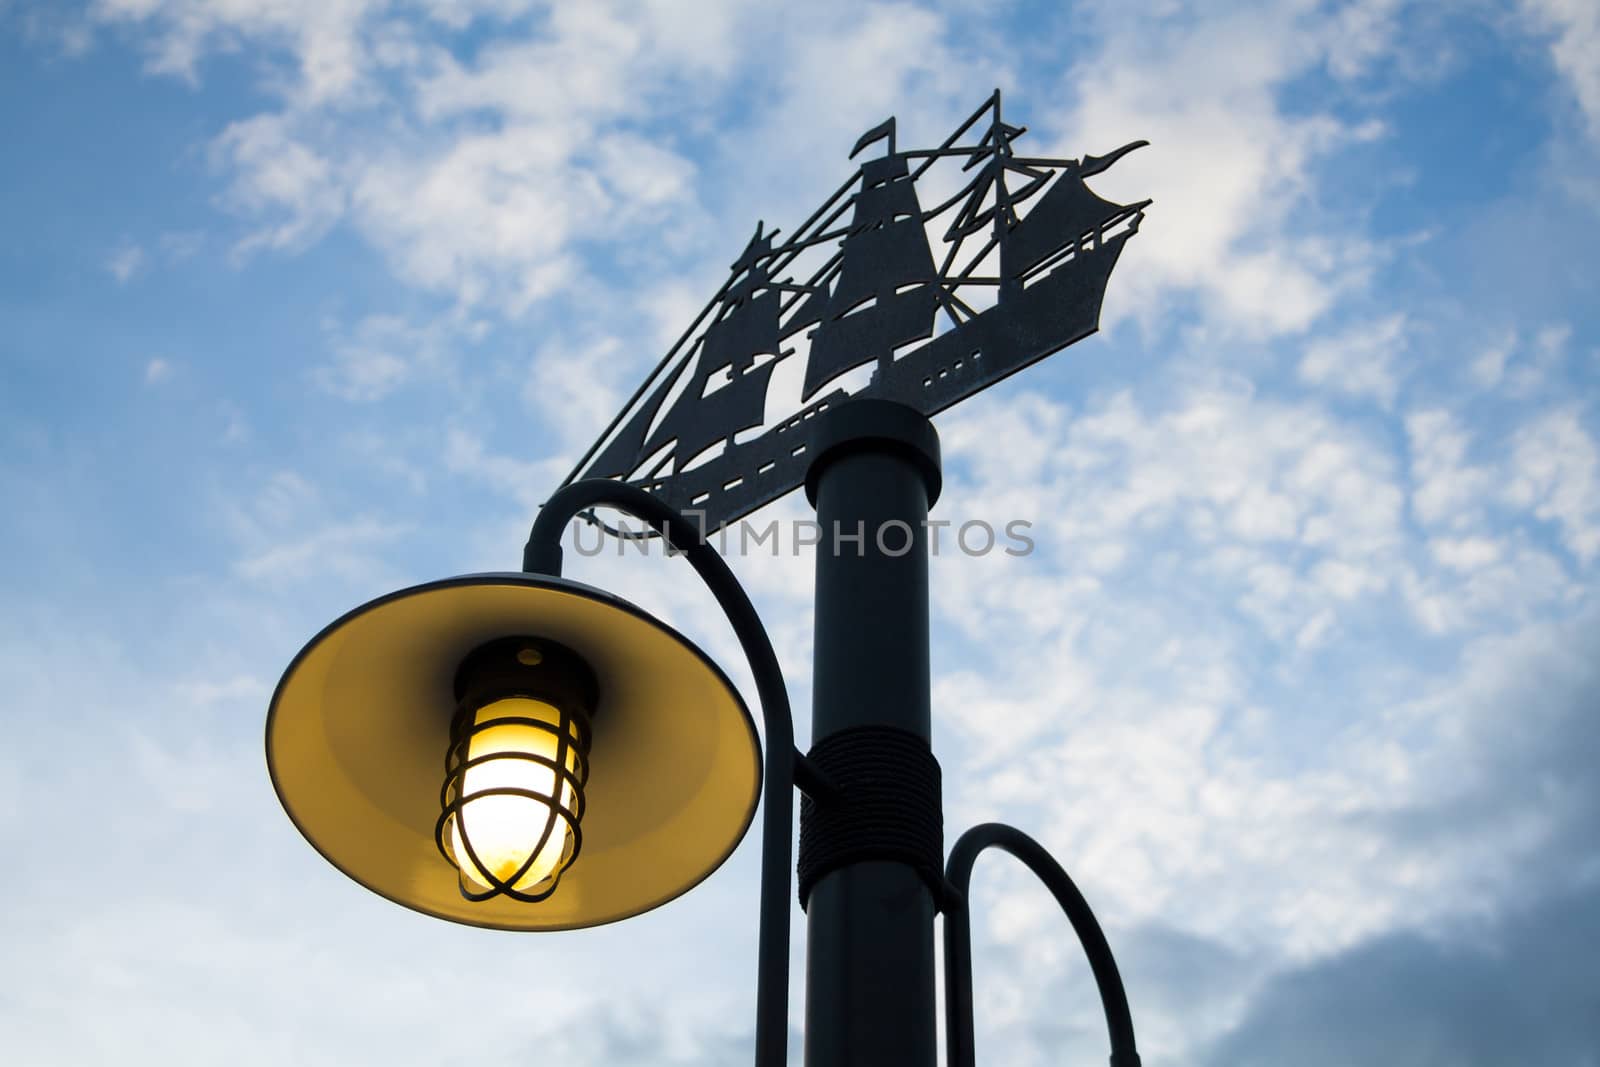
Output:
[{"xmin": 433, "ymin": 636, "xmax": 599, "ymax": 903}]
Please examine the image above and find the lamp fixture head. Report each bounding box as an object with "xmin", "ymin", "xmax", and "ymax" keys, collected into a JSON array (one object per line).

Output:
[
  {"xmin": 436, "ymin": 637, "xmax": 598, "ymax": 902},
  {"xmin": 266, "ymin": 572, "xmax": 761, "ymax": 931}
]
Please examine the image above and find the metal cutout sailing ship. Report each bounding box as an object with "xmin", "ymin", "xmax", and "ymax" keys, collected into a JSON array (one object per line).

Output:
[{"xmin": 561, "ymin": 92, "xmax": 1150, "ymax": 532}]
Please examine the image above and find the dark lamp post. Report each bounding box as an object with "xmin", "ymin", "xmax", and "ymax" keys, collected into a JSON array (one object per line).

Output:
[{"xmin": 266, "ymin": 93, "xmax": 1148, "ymax": 1067}]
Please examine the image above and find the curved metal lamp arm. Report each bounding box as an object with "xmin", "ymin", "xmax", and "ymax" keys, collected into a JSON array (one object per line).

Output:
[
  {"xmin": 944, "ymin": 823, "xmax": 1141, "ymax": 1067},
  {"xmin": 527, "ymin": 481, "xmax": 795, "ymax": 1067}
]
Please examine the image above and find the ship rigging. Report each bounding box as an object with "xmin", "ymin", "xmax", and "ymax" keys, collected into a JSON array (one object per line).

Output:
[{"xmin": 563, "ymin": 90, "xmax": 1151, "ymax": 534}]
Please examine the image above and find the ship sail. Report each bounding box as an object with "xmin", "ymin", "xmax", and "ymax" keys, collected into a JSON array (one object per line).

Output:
[
  {"xmin": 781, "ymin": 286, "xmax": 827, "ymax": 340},
  {"xmin": 1002, "ymin": 151, "xmax": 1142, "ymax": 283},
  {"xmin": 582, "ymin": 359, "xmax": 684, "ymax": 479},
  {"xmin": 802, "ymin": 149, "xmax": 938, "ymax": 401},
  {"xmin": 644, "ymin": 352, "xmax": 783, "ymax": 472},
  {"xmin": 638, "ymin": 230, "xmax": 785, "ymax": 471}
]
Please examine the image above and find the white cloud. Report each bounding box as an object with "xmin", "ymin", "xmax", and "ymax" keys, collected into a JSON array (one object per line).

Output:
[
  {"xmin": 523, "ymin": 335, "xmax": 632, "ymax": 455},
  {"xmin": 212, "ymin": 113, "xmax": 344, "ymax": 253},
  {"xmin": 441, "ymin": 427, "xmax": 569, "ymax": 514},
  {"xmin": 218, "ymin": 401, "xmax": 251, "ymax": 444},
  {"xmin": 1324, "ymin": 0, "xmax": 1408, "ymax": 81},
  {"xmin": 933, "ymin": 372, "xmax": 1597, "ymax": 1033},
  {"xmin": 1469, "ymin": 330, "xmax": 1517, "ymax": 389},
  {"xmin": 1311, "ymin": 557, "xmax": 1385, "ymax": 599},
  {"xmin": 313, "ymin": 312, "xmax": 481, "ymax": 402},
  {"xmin": 414, "ymin": 8, "xmax": 647, "ymax": 124},
  {"xmin": 320, "ymin": 341, "xmax": 406, "ymax": 400},
  {"xmin": 945, "ymin": 378, "xmax": 1404, "ymax": 573},
  {"xmin": 1428, "ymin": 535, "xmax": 1502, "ymax": 571},
  {"xmin": 950, "ymin": 601, "xmax": 1600, "ymax": 1062},
  {"xmin": 1406, "ymin": 409, "xmax": 1493, "ymax": 531},
  {"xmin": 106, "ymin": 241, "xmax": 144, "ymax": 282},
  {"xmin": 1053, "ymin": 0, "xmax": 1392, "ymax": 337},
  {"xmin": 98, "ymin": 0, "xmax": 1004, "ymax": 320},
  {"xmin": 929, "ymin": 378, "xmax": 1418, "ymax": 696},
  {"xmin": 1535, "ymin": 322, "xmax": 1572, "ymax": 357},
  {"xmin": 1399, "ymin": 403, "xmax": 1595, "ymax": 629},
  {"xmin": 1504, "ymin": 407, "xmax": 1600, "ymax": 564},
  {"xmin": 234, "ymin": 515, "xmax": 405, "ymax": 582},
  {"xmin": 1298, "ymin": 313, "xmax": 1407, "ymax": 409},
  {"xmin": 1503, "ymin": 323, "xmax": 1575, "ymax": 396},
  {"xmin": 103, "ymin": 1, "xmax": 718, "ymax": 309},
  {"xmin": 220, "ymin": 469, "xmax": 409, "ymax": 587},
  {"xmin": 143, "ymin": 357, "xmax": 172, "ymax": 383},
  {"xmin": 1400, "ymin": 541, "xmax": 1571, "ymax": 634},
  {"xmin": 158, "ymin": 229, "xmax": 205, "ymax": 260},
  {"xmin": 91, "ymin": 0, "xmax": 391, "ymax": 102},
  {"xmin": 173, "ymin": 673, "xmax": 267, "ymax": 707},
  {"xmin": 348, "ymin": 127, "xmax": 605, "ymax": 311},
  {"xmin": 1520, "ymin": 0, "xmax": 1600, "ymax": 142}
]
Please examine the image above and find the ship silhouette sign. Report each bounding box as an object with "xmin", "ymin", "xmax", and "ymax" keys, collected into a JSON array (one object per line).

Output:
[{"xmin": 561, "ymin": 92, "xmax": 1150, "ymax": 533}]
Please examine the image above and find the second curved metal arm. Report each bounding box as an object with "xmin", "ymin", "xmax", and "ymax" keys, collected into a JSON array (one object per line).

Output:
[
  {"xmin": 528, "ymin": 481, "xmax": 795, "ymax": 1067},
  {"xmin": 945, "ymin": 823, "xmax": 1140, "ymax": 1067}
]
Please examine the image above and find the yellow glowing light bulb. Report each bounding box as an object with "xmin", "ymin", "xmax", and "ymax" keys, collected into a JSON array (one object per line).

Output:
[{"xmin": 450, "ymin": 698, "xmax": 579, "ymax": 892}]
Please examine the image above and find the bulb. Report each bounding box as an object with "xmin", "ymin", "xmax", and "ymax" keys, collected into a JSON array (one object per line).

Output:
[{"xmin": 447, "ymin": 697, "xmax": 581, "ymax": 893}]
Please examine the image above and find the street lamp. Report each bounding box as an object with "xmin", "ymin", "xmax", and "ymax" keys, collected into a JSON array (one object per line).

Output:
[
  {"xmin": 267, "ymin": 92, "xmax": 1148, "ymax": 1067},
  {"xmin": 267, "ymin": 569, "xmax": 762, "ymax": 930}
]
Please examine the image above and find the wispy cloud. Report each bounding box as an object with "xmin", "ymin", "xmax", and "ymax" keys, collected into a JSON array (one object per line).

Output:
[
  {"xmin": 312, "ymin": 312, "xmax": 484, "ymax": 402},
  {"xmin": 1504, "ymin": 406, "xmax": 1600, "ymax": 564},
  {"xmin": 212, "ymin": 113, "xmax": 344, "ymax": 254},
  {"xmin": 1520, "ymin": 0, "xmax": 1600, "ymax": 143},
  {"xmin": 91, "ymin": 0, "xmax": 389, "ymax": 100},
  {"xmin": 1298, "ymin": 313, "xmax": 1408, "ymax": 409},
  {"xmin": 1053, "ymin": 0, "xmax": 1394, "ymax": 338},
  {"xmin": 220, "ymin": 469, "xmax": 409, "ymax": 587},
  {"xmin": 106, "ymin": 240, "xmax": 144, "ymax": 282},
  {"xmin": 1468, "ymin": 329, "xmax": 1517, "ymax": 389}
]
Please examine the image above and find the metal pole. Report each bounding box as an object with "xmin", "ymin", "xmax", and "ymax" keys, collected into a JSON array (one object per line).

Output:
[
  {"xmin": 802, "ymin": 399, "xmax": 942, "ymax": 1067},
  {"xmin": 527, "ymin": 481, "xmax": 797, "ymax": 1067}
]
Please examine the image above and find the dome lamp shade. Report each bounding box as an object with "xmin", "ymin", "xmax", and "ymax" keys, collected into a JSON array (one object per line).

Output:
[{"xmin": 266, "ymin": 572, "xmax": 763, "ymax": 932}]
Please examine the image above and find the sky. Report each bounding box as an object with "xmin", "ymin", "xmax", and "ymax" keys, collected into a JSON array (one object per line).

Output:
[{"xmin": 2, "ymin": 0, "xmax": 1598, "ymax": 1064}]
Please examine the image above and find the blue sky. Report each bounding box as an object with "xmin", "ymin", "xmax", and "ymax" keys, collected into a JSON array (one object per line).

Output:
[{"xmin": 2, "ymin": 1, "xmax": 1598, "ymax": 1064}]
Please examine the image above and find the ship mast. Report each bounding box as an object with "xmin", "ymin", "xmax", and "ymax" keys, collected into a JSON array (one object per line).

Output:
[
  {"xmin": 988, "ymin": 95, "xmax": 1021, "ymax": 304},
  {"xmin": 933, "ymin": 91, "xmax": 1048, "ymax": 315},
  {"xmin": 800, "ymin": 118, "xmax": 939, "ymax": 401}
]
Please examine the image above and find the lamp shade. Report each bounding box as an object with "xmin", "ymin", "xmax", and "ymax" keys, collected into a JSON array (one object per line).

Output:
[{"xmin": 266, "ymin": 572, "xmax": 762, "ymax": 931}]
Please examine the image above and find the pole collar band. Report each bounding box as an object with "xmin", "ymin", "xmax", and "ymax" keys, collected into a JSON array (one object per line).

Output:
[{"xmin": 803, "ymin": 398, "xmax": 942, "ymax": 509}]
